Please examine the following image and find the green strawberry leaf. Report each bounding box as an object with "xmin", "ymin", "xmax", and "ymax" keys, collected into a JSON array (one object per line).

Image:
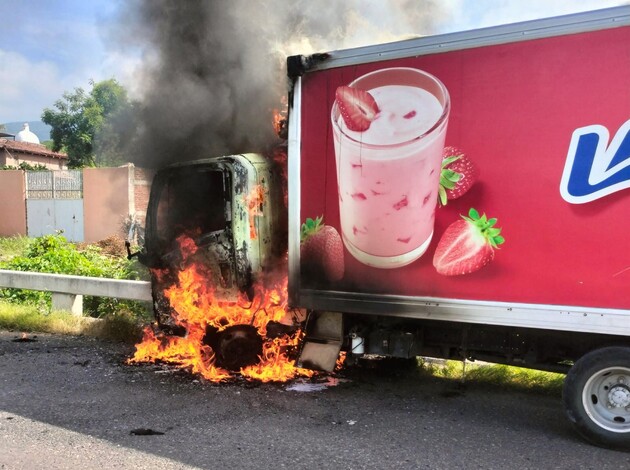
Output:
[
  {"xmin": 438, "ymin": 155, "xmax": 464, "ymax": 207},
  {"xmin": 438, "ymin": 186, "xmax": 448, "ymax": 206},
  {"xmin": 463, "ymin": 208, "xmax": 505, "ymax": 248},
  {"xmin": 442, "ymin": 155, "xmax": 462, "ymax": 166},
  {"xmin": 442, "ymin": 170, "xmax": 461, "ymax": 182},
  {"xmin": 487, "ymin": 227, "xmax": 501, "ymax": 238},
  {"xmin": 301, "ymin": 215, "xmax": 323, "ymax": 242}
]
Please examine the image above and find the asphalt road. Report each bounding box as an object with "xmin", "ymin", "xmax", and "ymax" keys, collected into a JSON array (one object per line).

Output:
[{"xmin": 0, "ymin": 330, "xmax": 628, "ymax": 470}]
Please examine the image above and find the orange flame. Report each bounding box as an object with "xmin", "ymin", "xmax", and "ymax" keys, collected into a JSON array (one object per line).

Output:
[
  {"xmin": 336, "ymin": 351, "xmax": 347, "ymax": 371},
  {"xmin": 131, "ymin": 327, "xmax": 232, "ymax": 382},
  {"xmin": 176, "ymin": 233, "xmax": 198, "ymax": 258},
  {"xmin": 272, "ymin": 96, "xmax": 288, "ymax": 137},
  {"xmin": 244, "ymin": 185, "xmax": 266, "ymax": 240},
  {"xmin": 241, "ymin": 335, "xmax": 313, "ymax": 383},
  {"xmin": 129, "ymin": 234, "xmax": 315, "ymax": 383}
]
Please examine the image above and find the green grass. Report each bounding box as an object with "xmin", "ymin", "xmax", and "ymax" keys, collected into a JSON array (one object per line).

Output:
[
  {"xmin": 419, "ymin": 358, "xmax": 565, "ymax": 395},
  {"xmin": 0, "ymin": 235, "xmax": 31, "ymax": 262},
  {"xmin": 0, "ymin": 300, "xmax": 143, "ymax": 343}
]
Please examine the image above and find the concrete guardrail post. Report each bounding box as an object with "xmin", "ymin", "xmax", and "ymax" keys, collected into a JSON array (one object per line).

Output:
[{"xmin": 52, "ymin": 293, "xmax": 84, "ymax": 316}]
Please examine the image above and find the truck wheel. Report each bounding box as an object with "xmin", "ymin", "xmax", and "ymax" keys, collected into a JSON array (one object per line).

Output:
[{"xmin": 563, "ymin": 347, "xmax": 630, "ymax": 449}]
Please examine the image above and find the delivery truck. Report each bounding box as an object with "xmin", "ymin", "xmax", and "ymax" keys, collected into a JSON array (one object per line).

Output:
[{"xmin": 133, "ymin": 6, "xmax": 630, "ymax": 449}]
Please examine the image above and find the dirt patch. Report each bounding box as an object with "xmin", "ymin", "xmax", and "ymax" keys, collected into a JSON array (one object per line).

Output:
[{"xmin": 77, "ymin": 235, "xmax": 127, "ymax": 258}]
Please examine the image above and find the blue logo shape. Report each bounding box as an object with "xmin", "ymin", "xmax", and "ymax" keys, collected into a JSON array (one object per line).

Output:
[{"xmin": 560, "ymin": 119, "xmax": 630, "ymax": 204}]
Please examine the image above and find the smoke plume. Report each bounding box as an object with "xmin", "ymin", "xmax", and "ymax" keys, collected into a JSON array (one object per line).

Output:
[{"xmin": 112, "ymin": 0, "xmax": 447, "ymax": 168}]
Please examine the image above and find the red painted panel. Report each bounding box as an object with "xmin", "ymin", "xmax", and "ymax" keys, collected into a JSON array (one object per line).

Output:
[{"xmin": 299, "ymin": 26, "xmax": 630, "ymax": 309}]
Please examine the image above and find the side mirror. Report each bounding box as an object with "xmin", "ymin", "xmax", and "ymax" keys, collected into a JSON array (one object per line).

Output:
[{"xmin": 125, "ymin": 240, "xmax": 141, "ymax": 260}]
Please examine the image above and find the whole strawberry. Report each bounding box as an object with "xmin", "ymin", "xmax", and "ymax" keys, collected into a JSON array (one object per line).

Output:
[
  {"xmin": 433, "ymin": 208, "xmax": 505, "ymax": 276},
  {"xmin": 438, "ymin": 146, "xmax": 479, "ymax": 205},
  {"xmin": 301, "ymin": 216, "xmax": 345, "ymax": 282},
  {"xmin": 335, "ymin": 86, "xmax": 380, "ymax": 132}
]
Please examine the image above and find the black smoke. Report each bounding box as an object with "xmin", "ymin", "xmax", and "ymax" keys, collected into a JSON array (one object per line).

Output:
[{"xmin": 110, "ymin": 0, "xmax": 446, "ymax": 169}]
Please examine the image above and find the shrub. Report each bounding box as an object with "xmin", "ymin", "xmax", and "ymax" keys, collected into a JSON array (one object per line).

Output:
[
  {"xmin": 0, "ymin": 234, "xmax": 150, "ymax": 320},
  {"xmin": 1, "ymin": 162, "xmax": 48, "ymax": 171}
]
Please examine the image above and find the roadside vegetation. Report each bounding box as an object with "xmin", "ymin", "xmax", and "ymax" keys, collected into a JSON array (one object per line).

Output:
[
  {"xmin": 0, "ymin": 236, "xmax": 30, "ymax": 262},
  {"xmin": 0, "ymin": 234, "xmax": 149, "ymax": 342},
  {"xmin": 0, "ymin": 301, "xmax": 143, "ymax": 343},
  {"xmin": 419, "ymin": 358, "xmax": 565, "ymax": 395}
]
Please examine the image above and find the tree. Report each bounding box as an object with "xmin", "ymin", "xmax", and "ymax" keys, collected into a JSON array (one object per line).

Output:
[{"xmin": 42, "ymin": 79, "xmax": 132, "ymax": 168}]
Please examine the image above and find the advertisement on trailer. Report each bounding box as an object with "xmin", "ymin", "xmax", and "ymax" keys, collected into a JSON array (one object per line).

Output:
[{"xmin": 298, "ymin": 24, "xmax": 630, "ymax": 310}]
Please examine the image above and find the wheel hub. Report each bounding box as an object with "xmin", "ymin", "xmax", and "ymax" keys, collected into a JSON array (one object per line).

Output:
[{"xmin": 608, "ymin": 383, "xmax": 630, "ymax": 408}]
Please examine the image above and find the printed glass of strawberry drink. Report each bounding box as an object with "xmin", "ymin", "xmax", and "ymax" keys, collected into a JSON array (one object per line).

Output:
[{"xmin": 331, "ymin": 67, "xmax": 450, "ymax": 268}]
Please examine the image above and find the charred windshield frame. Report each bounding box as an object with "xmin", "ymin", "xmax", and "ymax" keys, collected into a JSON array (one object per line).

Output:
[{"xmin": 142, "ymin": 165, "xmax": 232, "ymax": 267}]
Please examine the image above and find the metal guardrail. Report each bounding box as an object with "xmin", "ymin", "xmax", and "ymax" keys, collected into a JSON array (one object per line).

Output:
[{"xmin": 0, "ymin": 270, "xmax": 152, "ymax": 315}]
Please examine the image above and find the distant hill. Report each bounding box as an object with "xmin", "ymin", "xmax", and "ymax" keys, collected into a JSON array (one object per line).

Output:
[{"xmin": 1, "ymin": 121, "xmax": 52, "ymax": 142}]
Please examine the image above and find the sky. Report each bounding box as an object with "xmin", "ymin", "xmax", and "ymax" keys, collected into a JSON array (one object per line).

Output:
[{"xmin": 0, "ymin": 0, "xmax": 627, "ymax": 126}]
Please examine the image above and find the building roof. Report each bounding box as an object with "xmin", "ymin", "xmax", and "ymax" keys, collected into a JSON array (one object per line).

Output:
[{"xmin": 0, "ymin": 138, "xmax": 67, "ymax": 160}]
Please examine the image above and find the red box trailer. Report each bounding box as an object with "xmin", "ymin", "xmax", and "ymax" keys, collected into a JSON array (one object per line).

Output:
[{"xmin": 287, "ymin": 6, "xmax": 630, "ymax": 449}]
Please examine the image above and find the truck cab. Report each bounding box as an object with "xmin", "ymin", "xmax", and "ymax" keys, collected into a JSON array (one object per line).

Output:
[{"xmin": 139, "ymin": 153, "xmax": 287, "ymax": 332}]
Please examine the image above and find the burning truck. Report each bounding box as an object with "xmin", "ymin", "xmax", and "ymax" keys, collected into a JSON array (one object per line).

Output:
[
  {"xmin": 128, "ymin": 6, "xmax": 630, "ymax": 450},
  {"xmin": 128, "ymin": 150, "xmax": 314, "ymax": 382}
]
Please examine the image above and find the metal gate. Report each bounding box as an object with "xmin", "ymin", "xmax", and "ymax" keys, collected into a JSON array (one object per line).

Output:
[{"xmin": 25, "ymin": 170, "xmax": 84, "ymax": 242}]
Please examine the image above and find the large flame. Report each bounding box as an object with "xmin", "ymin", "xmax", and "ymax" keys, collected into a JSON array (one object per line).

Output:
[{"xmin": 129, "ymin": 234, "xmax": 315, "ymax": 383}]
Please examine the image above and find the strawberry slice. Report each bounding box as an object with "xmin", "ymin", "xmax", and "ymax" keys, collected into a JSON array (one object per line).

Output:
[
  {"xmin": 335, "ymin": 86, "xmax": 380, "ymax": 132},
  {"xmin": 433, "ymin": 208, "xmax": 505, "ymax": 276},
  {"xmin": 438, "ymin": 146, "xmax": 479, "ymax": 206}
]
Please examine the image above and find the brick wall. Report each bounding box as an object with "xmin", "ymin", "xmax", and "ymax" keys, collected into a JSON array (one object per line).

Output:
[{"xmin": 133, "ymin": 167, "xmax": 155, "ymax": 226}]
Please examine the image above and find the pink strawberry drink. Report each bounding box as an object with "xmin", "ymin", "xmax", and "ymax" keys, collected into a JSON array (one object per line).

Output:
[{"xmin": 331, "ymin": 67, "xmax": 450, "ymax": 268}]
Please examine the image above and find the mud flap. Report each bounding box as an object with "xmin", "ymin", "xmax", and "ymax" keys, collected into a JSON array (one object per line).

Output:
[{"xmin": 297, "ymin": 311, "xmax": 343, "ymax": 372}]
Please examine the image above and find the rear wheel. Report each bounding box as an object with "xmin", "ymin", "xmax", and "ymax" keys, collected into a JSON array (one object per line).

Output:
[{"xmin": 563, "ymin": 347, "xmax": 630, "ymax": 450}]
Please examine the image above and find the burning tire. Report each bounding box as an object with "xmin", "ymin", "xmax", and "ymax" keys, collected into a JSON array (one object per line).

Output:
[{"xmin": 204, "ymin": 325, "xmax": 263, "ymax": 371}]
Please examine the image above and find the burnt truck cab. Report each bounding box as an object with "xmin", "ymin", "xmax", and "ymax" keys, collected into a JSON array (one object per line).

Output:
[{"xmin": 138, "ymin": 153, "xmax": 287, "ymax": 333}]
